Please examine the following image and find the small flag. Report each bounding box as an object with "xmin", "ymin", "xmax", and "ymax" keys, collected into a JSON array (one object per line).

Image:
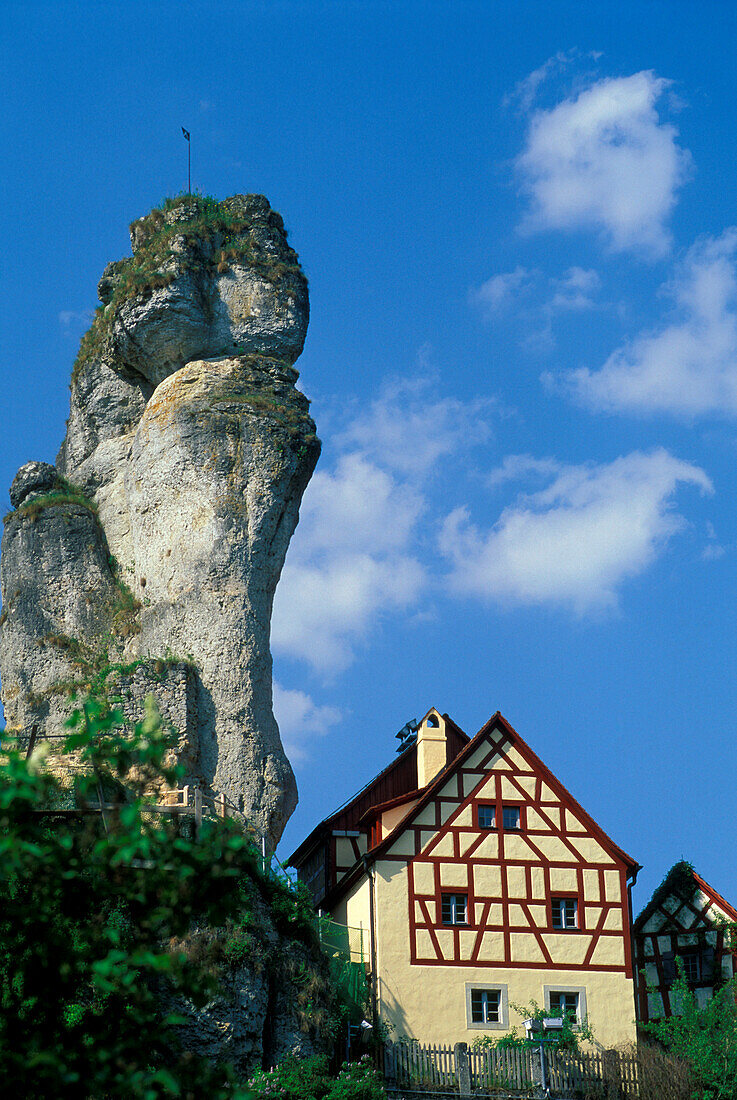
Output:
[{"xmin": 182, "ymin": 127, "xmax": 190, "ymax": 141}]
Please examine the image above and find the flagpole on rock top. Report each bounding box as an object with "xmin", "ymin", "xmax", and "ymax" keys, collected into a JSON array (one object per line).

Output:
[{"xmin": 182, "ymin": 126, "xmax": 191, "ymax": 194}]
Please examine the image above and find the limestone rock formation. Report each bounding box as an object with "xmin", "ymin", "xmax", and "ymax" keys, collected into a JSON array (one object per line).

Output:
[{"xmin": 0, "ymin": 194, "xmax": 319, "ymax": 847}]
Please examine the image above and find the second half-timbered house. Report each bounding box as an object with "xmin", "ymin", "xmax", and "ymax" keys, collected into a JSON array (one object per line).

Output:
[
  {"xmin": 633, "ymin": 862, "xmax": 737, "ymax": 1022},
  {"xmin": 290, "ymin": 707, "xmax": 641, "ymax": 1048}
]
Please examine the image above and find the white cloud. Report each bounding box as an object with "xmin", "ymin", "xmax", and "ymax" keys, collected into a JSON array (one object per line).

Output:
[
  {"xmin": 337, "ymin": 376, "xmax": 495, "ymax": 475},
  {"xmin": 273, "ymin": 682, "xmax": 342, "ymax": 763},
  {"xmin": 273, "ymin": 376, "xmax": 497, "ymax": 674},
  {"xmin": 558, "ymin": 230, "xmax": 737, "ymax": 416},
  {"xmin": 471, "ymin": 267, "xmax": 602, "ymax": 346},
  {"xmin": 487, "ymin": 454, "xmax": 562, "ymax": 489},
  {"xmin": 549, "ymin": 267, "xmax": 601, "ymax": 312},
  {"xmin": 517, "ymin": 71, "xmax": 691, "ymax": 257},
  {"xmin": 471, "ymin": 267, "xmax": 534, "ymax": 317},
  {"xmin": 271, "ymin": 452, "xmax": 427, "ymax": 674},
  {"xmin": 440, "ymin": 449, "xmax": 711, "ymax": 614},
  {"xmin": 58, "ymin": 309, "xmax": 93, "ymax": 329},
  {"xmin": 505, "ymin": 49, "xmax": 601, "ymax": 114}
]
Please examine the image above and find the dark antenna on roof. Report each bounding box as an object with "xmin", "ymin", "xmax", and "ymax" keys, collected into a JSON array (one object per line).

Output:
[{"xmin": 395, "ymin": 718, "xmax": 419, "ymax": 754}]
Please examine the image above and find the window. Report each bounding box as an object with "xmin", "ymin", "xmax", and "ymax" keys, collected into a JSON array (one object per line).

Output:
[
  {"xmin": 551, "ymin": 897, "xmax": 578, "ymax": 929},
  {"xmin": 466, "ymin": 983, "xmax": 508, "ymax": 1029},
  {"xmin": 441, "ymin": 893, "xmax": 467, "ymax": 925},
  {"xmin": 681, "ymin": 952, "xmax": 700, "ymax": 983},
  {"xmin": 477, "ymin": 804, "xmax": 521, "ymax": 830},
  {"xmin": 471, "ymin": 988, "xmax": 500, "ymax": 1023},
  {"xmin": 544, "ymin": 985, "xmax": 587, "ymax": 1027},
  {"xmin": 298, "ymin": 844, "xmax": 327, "ymax": 905},
  {"xmin": 662, "ymin": 947, "xmax": 715, "ymax": 985},
  {"xmin": 549, "ymin": 991, "xmax": 579, "ymax": 1022}
]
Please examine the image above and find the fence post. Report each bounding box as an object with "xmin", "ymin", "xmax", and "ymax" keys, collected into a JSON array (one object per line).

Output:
[
  {"xmin": 603, "ymin": 1049, "xmax": 619, "ymax": 1099},
  {"xmin": 194, "ymin": 786, "xmax": 202, "ymax": 835},
  {"xmin": 530, "ymin": 1044, "xmax": 545, "ymax": 1095},
  {"xmin": 216, "ymin": 792, "xmax": 226, "ymax": 818},
  {"xmin": 383, "ymin": 1041, "xmax": 395, "ymax": 1084},
  {"xmin": 182, "ymin": 784, "xmax": 190, "ymax": 807},
  {"xmin": 455, "ymin": 1042, "xmax": 471, "ymax": 1099}
]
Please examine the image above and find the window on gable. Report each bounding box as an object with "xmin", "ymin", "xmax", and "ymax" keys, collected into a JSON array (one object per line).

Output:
[
  {"xmin": 478, "ymin": 804, "xmax": 495, "ymax": 829},
  {"xmin": 549, "ymin": 990, "xmax": 579, "ymax": 1023},
  {"xmin": 680, "ymin": 952, "xmax": 700, "ymax": 983},
  {"xmin": 551, "ymin": 897, "xmax": 578, "ymax": 930},
  {"xmin": 441, "ymin": 893, "xmax": 467, "ymax": 925},
  {"xmin": 477, "ymin": 804, "xmax": 521, "ymax": 830},
  {"xmin": 662, "ymin": 946, "xmax": 715, "ymax": 986},
  {"xmin": 470, "ymin": 988, "xmax": 501, "ymax": 1024}
]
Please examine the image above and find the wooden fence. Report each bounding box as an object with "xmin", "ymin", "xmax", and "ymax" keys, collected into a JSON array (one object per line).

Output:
[
  {"xmin": 548, "ymin": 1049, "xmax": 639, "ymax": 1097},
  {"xmin": 469, "ymin": 1045, "xmax": 537, "ymax": 1091},
  {"xmin": 385, "ymin": 1042, "xmax": 457, "ymax": 1092},
  {"xmin": 384, "ymin": 1040, "xmax": 640, "ymax": 1097}
]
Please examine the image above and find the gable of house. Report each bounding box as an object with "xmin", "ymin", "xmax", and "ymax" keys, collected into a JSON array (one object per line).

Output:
[{"xmin": 378, "ymin": 713, "xmax": 638, "ymax": 976}]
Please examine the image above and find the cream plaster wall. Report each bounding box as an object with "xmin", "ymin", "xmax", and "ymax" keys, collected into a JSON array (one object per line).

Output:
[
  {"xmin": 372, "ymin": 858, "xmax": 636, "ymax": 1049},
  {"xmin": 333, "ymin": 876, "xmax": 371, "ymax": 962},
  {"xmin": 335, "ymin": 837, "xmax": 357, "ymax": 869},
  {"xmin": 382, "ymin": 800, "xmax": 419, "ymax": 837}
]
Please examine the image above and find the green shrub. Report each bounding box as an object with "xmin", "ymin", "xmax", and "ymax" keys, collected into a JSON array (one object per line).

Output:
[
  {"xmin": 247, "ymin": 1054, "xmax": 385, "ymax": 1100},
  {"xmin": 0, "ymin": 692, "xmax": 259, "ymax": 1097},
  {"xmin": 641, "ymin": 971, "xmax": 737, "ymax": 1100}
]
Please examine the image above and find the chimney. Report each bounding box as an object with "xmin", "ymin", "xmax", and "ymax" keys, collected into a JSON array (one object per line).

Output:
[{"xmin": 417, "ymin": 709, "xmax": 447, "ymax": 788}]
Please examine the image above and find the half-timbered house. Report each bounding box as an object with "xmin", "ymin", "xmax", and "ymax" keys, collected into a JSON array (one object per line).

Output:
[
  {"xmin": 633, "ymin": 862, "xmax": 737, "ymax": 1022},
  {"xmin": 290, "ymin": 707, "xmax": 641, "ymax": 1048}
]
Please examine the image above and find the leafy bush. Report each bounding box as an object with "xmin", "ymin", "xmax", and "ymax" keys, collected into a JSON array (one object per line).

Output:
[
  {"xmin": 247, "ymin": 1054, "xmax": 385, "ymax": 1100},
  {"xmin": 0, "ymin": 693, "xmax": 261, "ymax": 1098},
  {"xmin": 641, "ymin": 972, "xmax": 737, "ymax": 1100},
  {"xmin": 471, "ymin": 997, "xmax": 594, "ymax": 1054}
]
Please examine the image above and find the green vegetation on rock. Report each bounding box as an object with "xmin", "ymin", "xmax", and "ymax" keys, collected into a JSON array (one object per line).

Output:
[
  {"xmin": 0, "ymin": 692, "xmax": 345, "ymax": 1097},
  {"xmin": 4, "ymin": 476, "xmax": 99, "ymax": 525},
  {"xmin": 73, "ymin": 192, "xmax": 305, "ymax": 383}
]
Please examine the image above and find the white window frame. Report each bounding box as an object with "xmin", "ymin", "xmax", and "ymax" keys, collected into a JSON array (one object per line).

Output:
[
  {"xmin": 551, "ymin": 896, "xmax": 578, "ymax": 930},
  {"xmin": 543, "ymin": 985, "xmax": 587, "ymax": 1027},
  {"xmin": 441, "ymin": 893, "xmax": 468, "ymax": 925},
  {"xmin": 465, "ymin": 983, "xmax": 509, "ymax": 1030}
]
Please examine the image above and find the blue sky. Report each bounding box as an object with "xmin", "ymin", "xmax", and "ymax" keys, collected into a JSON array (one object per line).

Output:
[{"xmin": 3, "ymin": 0, "xmax": 737, "ymax": 914}]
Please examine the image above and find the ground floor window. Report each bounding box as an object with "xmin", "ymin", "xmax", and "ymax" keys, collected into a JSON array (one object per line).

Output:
[
  {"xmin": 544, "ymin": 985, "xmax": 587, "ymax": 1027},
  {"xmin": 465, "ymin": 984, "xmax": 508, "ymax": 1030}
]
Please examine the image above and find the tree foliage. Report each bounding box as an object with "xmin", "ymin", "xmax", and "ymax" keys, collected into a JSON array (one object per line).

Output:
[
  {"xmin": 0, "ymin": 695, "xmax": 260, "ymax": 1098},
  {"xmin": 642, "ymin": 971, "xmax": 737, "ymax": 1100}
]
